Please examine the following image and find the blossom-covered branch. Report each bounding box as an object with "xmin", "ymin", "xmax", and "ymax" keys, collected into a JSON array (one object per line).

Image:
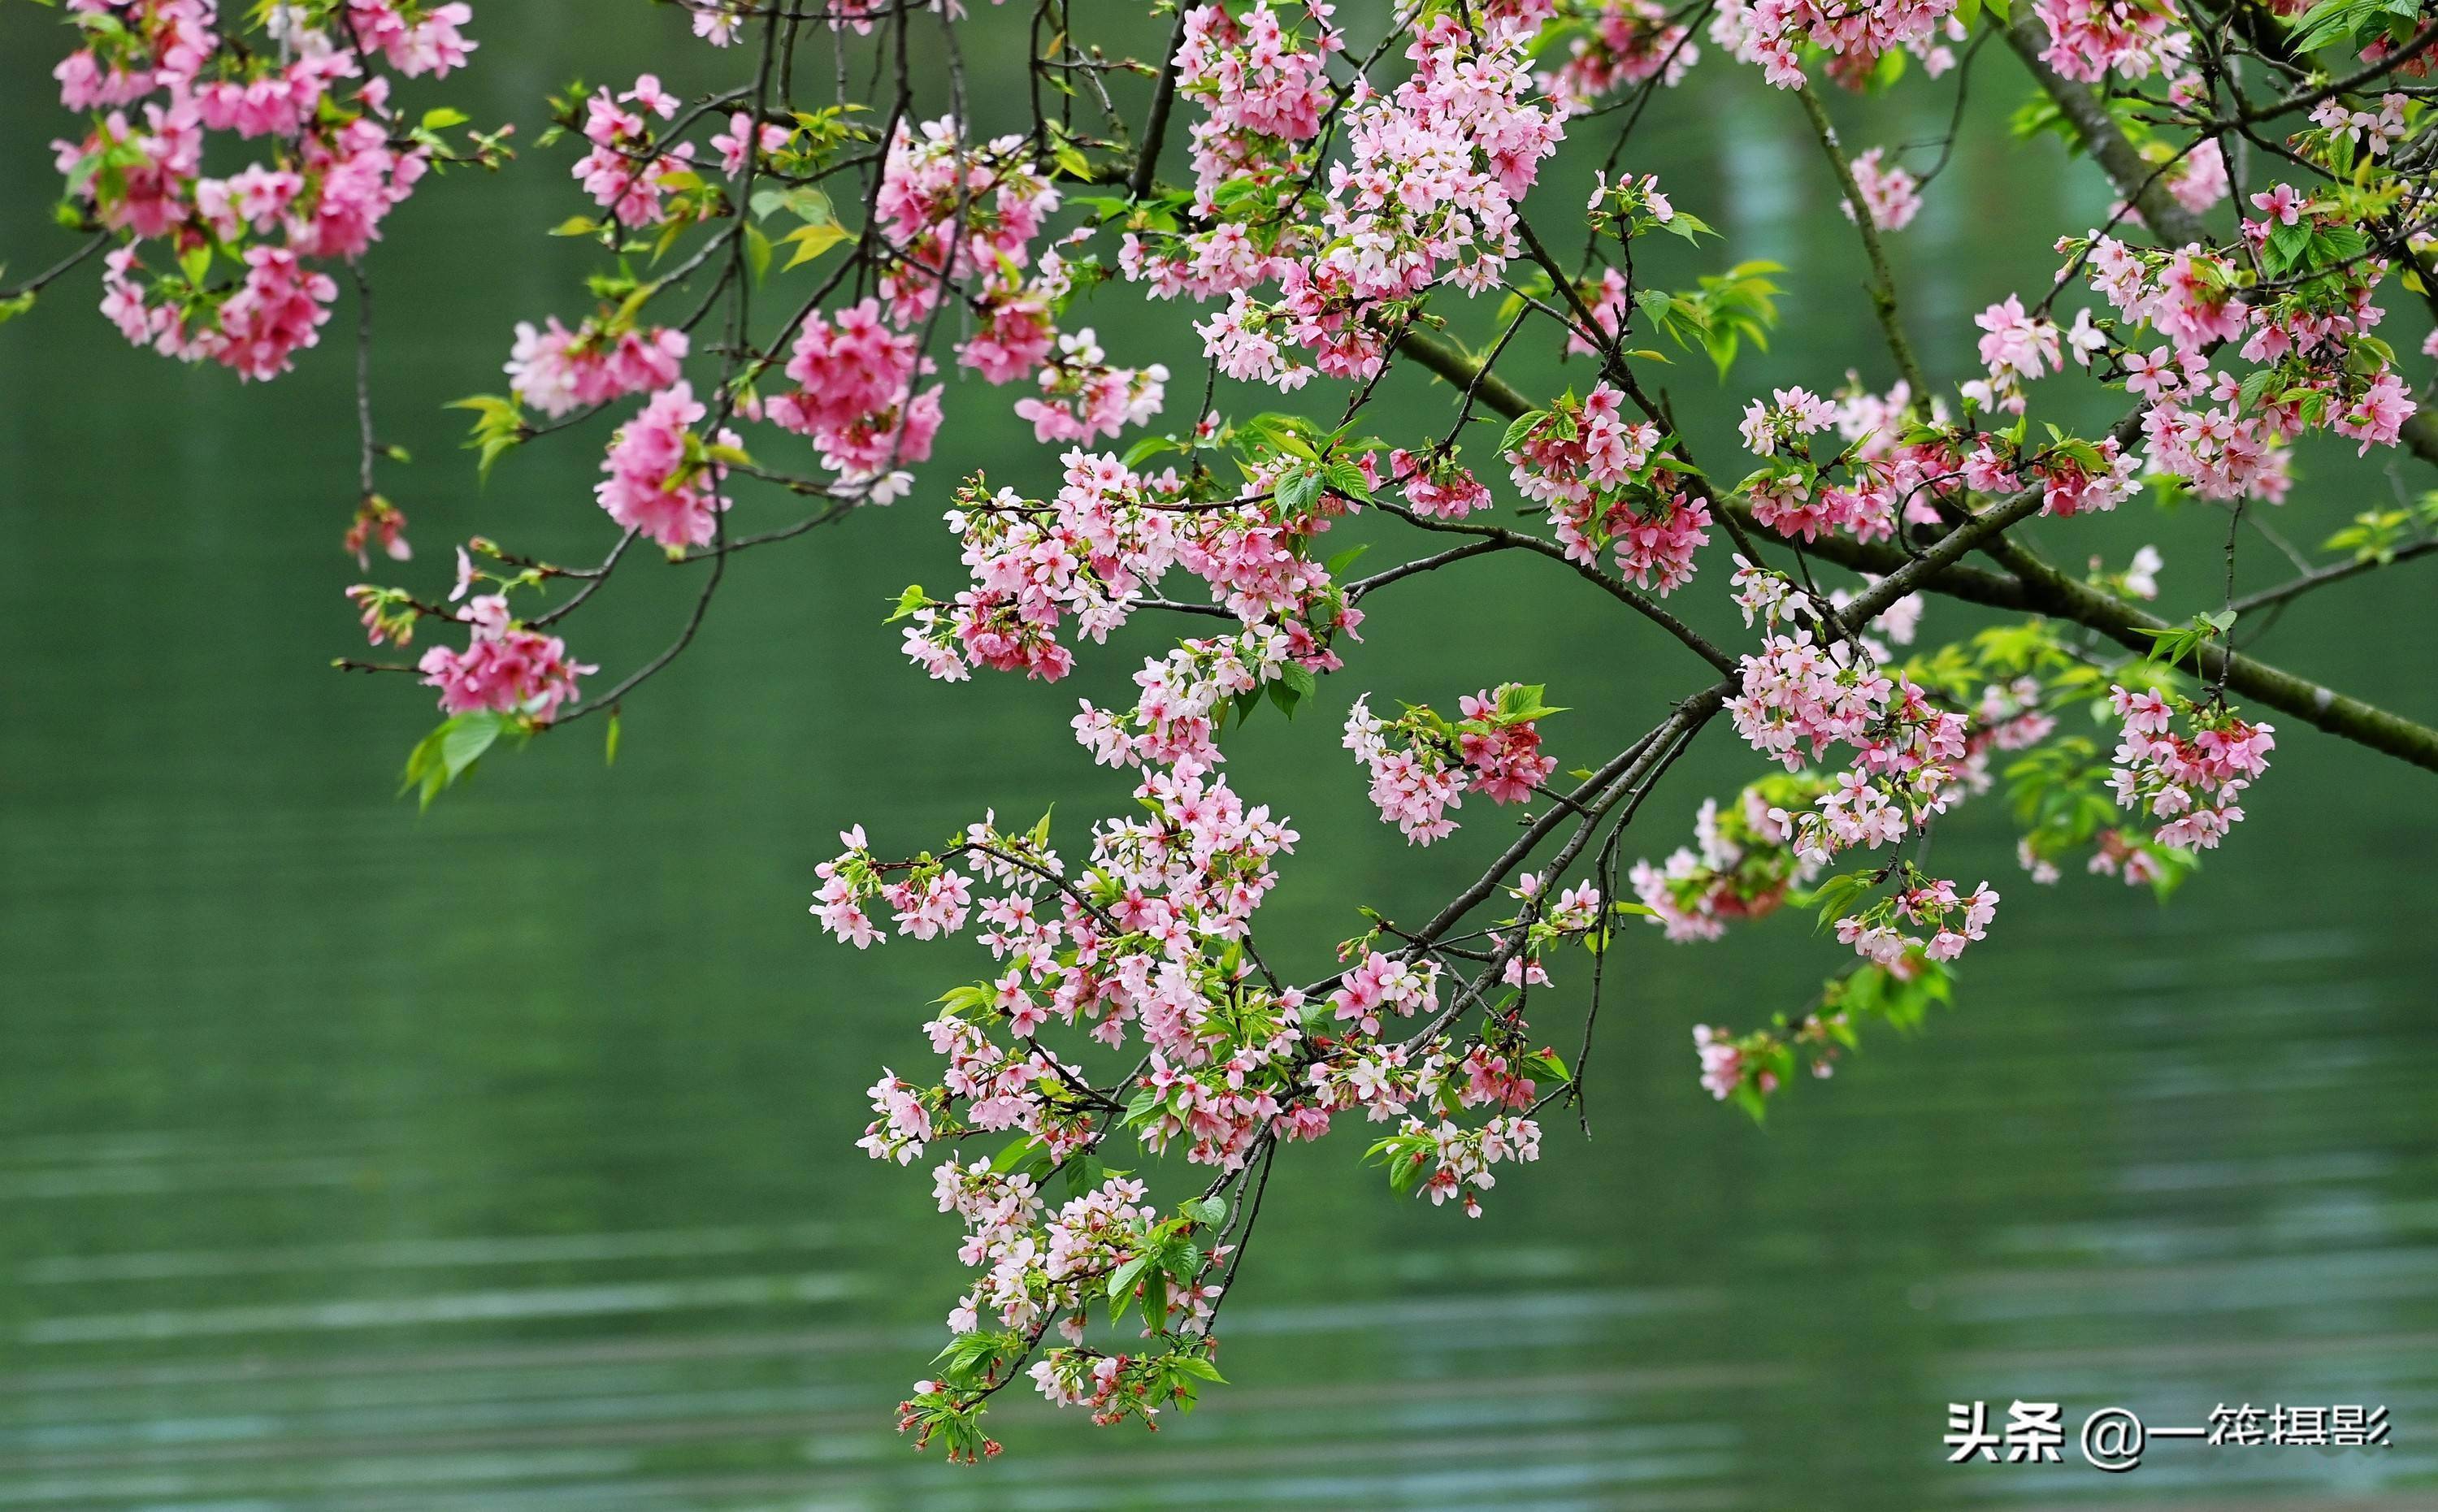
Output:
[{"xmin": 15, "ymin": 0, "xmax": 2438, "ymax": 1461}]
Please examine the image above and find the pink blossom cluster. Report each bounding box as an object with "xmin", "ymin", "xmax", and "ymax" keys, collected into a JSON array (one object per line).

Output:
[
  {"xmin": 2310, "ymin": 94, "xmax": 2411, "ymax": 156},
  {"xmin": 711, "ymin": 110, "xmax": 788, "ymax": 176},
  {"xmin": 1631, "ymin": 790, "xmax": 1811, "ymax": 941},
  {"xmin": 1314, "ymin": 16, "xmax": 1564, "ymax": 302},
  {"xmin": 1708, "ymin": 0, "xmax": 1962, "ymax": 89},
  {"xmin": 912, "ymin": 1160, "xmax": 1226, "ymax": 1441},
  {"xmin": 765, "ymin": 297, "xmax": 944, "ymax": 498},
  {"xmin": 1691, "ymin": 1008, "xmax": 1865, "ymax": 1107},
  {"xmin": 906, "ymin": 450, "xmax": 1356, "ymax": 693},
  {"xmin": 2085, "ymin": 828, "xmax": 2167, "ymax": 887},
  {"xmin": 533, "ymin": 105, "xmax": 1134, "ymax": 535},
  {"xmin": 809, "ymin": 764, "xmax": 1344, "ymax": 1320},
  {"xmin": 2107, "ymin": 686, "xmax": 2275, "ymax": 851},
  {"xmin": 414, "ymin": 593, "xmax": 593, "ymax": 724},
  {"xmin": 505, "ymin": 318, "xmax": 688, "ymax": 418},
  {"xmin": 918, "ymin": 456, "xmax": 1186, "ymax": 683},
  {"xmin": 1727, "ymin": 630, "xmax": 1898, "ymax": 772},
  {"xmin": 1072, "ymin": 626, "xmax": 1327, "ymax": 776},
  {"xmin": 1845, "ymin": 148, "xmax": 1922, "ymax": 232},
  {"xmin": 593, "ymin": 382, "xmax": 736, "ymax": 549},
  {"xmin": 210, "ymin": 245, "xmax": 341, "ymax": 382},
  {"xmin": 813, "ymin": 403, "xmax": 1604, "ymax": 1431},
  {"xmin": 2057, "ymin": 226, "xmax": 2418, "ymax": 494},
  {"xmin": 1838, "ymin": 876, "xmax": 1998, "ymax": 964},
  {"xmin": 1343, "ymin": 684, "xmax": 1560, "ymax": 845},
  {"xmin": 1343, "ymin": 700, "xmax": 1471, "ymax": 843},
  {"xmin": 2031, "ymin": 0, "xmax": 2189, "ymax": 83},
  {"xmin": 347, "ymin": 0, "xmax": 477, "ymax": 78},
  {"xmin": 1329, "ymin": 950, "xmax": 1442, "ymax": 1037},
  {"xmin": 1716, "ymin": 613, "xmax": 1998, "ymax": 968},
  {"xmin": 874, "ymin": 122, "xmax": 1058, "ymax": 324},
  {"xmin": 1967, "ymin": 294, "xmax": 2065, "ymax": 413},
  {"xmin": 1507, "ymin": 387, "xmax": 1711, "ymax": 592},
  {"xmin": 1173, "ymin": 2, "xmax": 1342, "ymax": 193},
  {"xmin": 1149, "ymin": 11, "xmax": 1560, "ymax": 389},
  {"xmin": 54, "ymin": 0, "xmax": 458, "ymax": 380},
  {"xmin": 870, "ymin": 122, "xmax": 1168, "ymax": 448},
  {"xmin": 1505, "ymin": 386, "xmax": 1661, "ymax": 503},
  {"xmin": 1976, "ymin": 676, "xmax": 2058, "ymax": 752},
  {"xmin": 1457, "ymin": 687, "xmax": 1561, "ymax": 803},
  {"xmin": 572, "ymin": 75, "xmax": 693, "ymax": 227},
  {"xmin": 2164, "ymin": 138, "xmax": 2229, "ymax": 216},
  {"xmin": 1539, "ymin": 0, "xmax": 1701, "ymax": 111},
  {"xmin": 1738, "ymin": 385, "xmax": 1840, "ymax": 456},
  {"xmin": 1403, "ymin": 1115, "xmax": 1542, "ymax": 1216},
  {"xmin": 1741, "ymin": 381, "xmax": 1962, "ymax": 546},
  {"xmin": 1694, "ymin": 1023, "xmax": 1766, "ymax": 1100},
  {"xmin": 1971, "ymin": 432, "xmax": 2142, "ymax": 518},
  {"xmin": 1390, "ymin": 449, "xmax": 1496, "ymax": 518},
  {"xmin": 1013, "ymin": 329, "xmax": 1172, "ymax": 444}
]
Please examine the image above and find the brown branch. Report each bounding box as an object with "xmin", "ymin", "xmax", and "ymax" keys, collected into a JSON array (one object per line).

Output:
[
  {"xmin": 2232, "ymin": 539, "xmax": 2438, "ymax": 617},
  {"xmin": 1794, "ymin": 81, "xmax": 1928, "ymax": 401},
  {"xmin": 1391, "ymin": 328, "xmax": 2438, "ymax": 774},
  {"xmin": 2000, "ymin": 13, "xmax": 2210, "ymax": 248}
]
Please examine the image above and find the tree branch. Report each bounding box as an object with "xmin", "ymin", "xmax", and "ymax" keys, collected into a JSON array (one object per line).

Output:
[{"xmin": 1393, "ymin": 328, "xmax": 2438, "ymax": 773}]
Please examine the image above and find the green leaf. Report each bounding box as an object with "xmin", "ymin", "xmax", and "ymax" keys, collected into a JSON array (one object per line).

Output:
[
  {"xmin": 2288, "ymin": 0, "xmax": 2380, "ymax": 50},
  {"xmin": 1124, "ymin": 433, "xmax": 1182, "ymax": 467},
  {"xmin": 1274, "ymin": 466, "xmax": 1322, "ymax": 516},
  {"xmin": 1325, "ymin": 458, "xmax": 1373, "ymax": 502},
  {"xmin": 400, "ymin": 710, "xmax": 520, "ymax": 810},
  {"xmin": 779, "ymin": 220, "xmax": 853, "ymax": 269},
  {"xmin": 1499, "ymin": 410, "xmax": 1547, "ymax": 455},
  {"xmin": 441, "ymin": 710, "xmax": 506, "ymax": 778},
  {"xmin": 991, "ymin": 1135, "xmax": 1044, "ymax": 1175}
]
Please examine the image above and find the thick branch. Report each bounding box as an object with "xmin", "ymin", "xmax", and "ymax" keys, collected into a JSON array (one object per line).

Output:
[
  {"xmin": 1126, "ymin": 5, "xmax": 1192, "ymax": 202},
  {"xmin": 1393, "ymin": 328, "xmax": 2438, "ymax": 773},
  {"xmin": 2000, "ymin": 14, "xmax": 2209, "ymax": 248},
  {"xmin": 2232, "ymin": 539, "xmax": 2438, "ymax": 616},
  {"xmin": 2006, "ymin": 544, "xmax": 2438, "ymax": 770},
  {"xmin": 1794, "ymin": 83, "xmax": 1928, "ymax": 401}
]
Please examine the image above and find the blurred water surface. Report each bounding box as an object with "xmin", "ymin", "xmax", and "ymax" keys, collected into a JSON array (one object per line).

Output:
[{"xmin": 3, "ymin": 5, "xmax": 2437, "ymax": 1508}]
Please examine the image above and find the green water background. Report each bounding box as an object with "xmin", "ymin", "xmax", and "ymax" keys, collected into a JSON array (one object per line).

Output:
[{"xmin": 3, "ymin": 4, "xmax": 2436, "ymax": 1506}]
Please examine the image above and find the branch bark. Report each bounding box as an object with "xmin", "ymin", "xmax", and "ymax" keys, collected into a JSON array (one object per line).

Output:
[
  {"xmin": 1998, "ymin": 13, "xmax": 2209, "ymax": 248},
  {"xmin": 1393, "ymin": 327, "xmax": 2438, "ymax": 774}
]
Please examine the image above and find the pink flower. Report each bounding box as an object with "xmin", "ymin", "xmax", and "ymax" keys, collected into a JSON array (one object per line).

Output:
[
  {"xmin": 2248, "ymin": 182, "xmax": 2304, "ymax": 226},
  {"xmin": 416, "ymin": 595, "xmax": 594, "ymax": 723},
  {"xmin": 215, "ymin": 245, "xmax": 338, "ymax": 381},
  {"xmin": 594, "ymin": 383, "xmax": 736, "ymax": 548},
  {"xmin": 1975, "ymin": 295, "xmax": 2061, "ymax": 386},
  {"xmin": 2107, "ymin": 685, "xmax": 2274, "ymax": 851},
  {"xmin": 507, "ymin": 318, "xmax": 689, "ymax": 417},
  {"xmin": 712, "ymin": 110, "xmax": 788, "ymax": 175},
  {"xmin": 2332, "ymin": 372, "xmax": 2416, "ymax": 455},
  {"xmin": 1846, "ymin": 147, "xmax": 1922, "ymax": 231}
]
